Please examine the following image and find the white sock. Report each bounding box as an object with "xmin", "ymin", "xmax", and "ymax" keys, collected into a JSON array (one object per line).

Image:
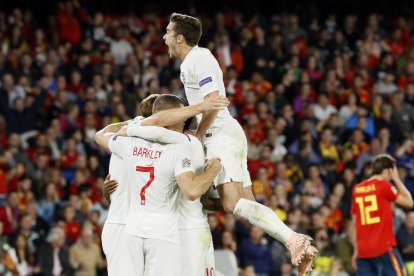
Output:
[{"xmin": 233, "ymin": 198, "xmax": 294, "ymax": 243}]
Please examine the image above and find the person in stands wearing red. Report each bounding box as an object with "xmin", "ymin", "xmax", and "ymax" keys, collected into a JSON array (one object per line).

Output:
[{"xmin": 350, "ymin": 154, "xmax": 413, "ymax": 275}]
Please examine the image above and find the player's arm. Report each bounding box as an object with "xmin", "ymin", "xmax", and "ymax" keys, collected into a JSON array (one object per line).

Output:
[
  {"xmin": 117, "ymin": 124, "xmax": 191, "ymax": 144},
  {"xmin": 95, "ymin": 122, "xmax": 128, "ymax": 149},
  {"xmin": 350, "ymin": 215, "xmax": 358, "ymax": 269},
  {"xmin": 195, "ymin": 91, "xmax": 220, "ymax": 139},
  {"xmin": 140, "ymin": 95, "xmax": 228, "ymax": 127},
  {"xmin": 176, "ymin": 158, "xmax": 222, "ymax": 201},
  {"xmin": 391, "ymin": 167, "xmax": 414, "ymax": 208}
]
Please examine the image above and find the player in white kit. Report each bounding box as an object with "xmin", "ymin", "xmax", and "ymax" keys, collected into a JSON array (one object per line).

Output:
[
  {"xmin": 117, "ymin": 95, "xmax": 217, "ymax": 275},
  {"xmin": 100, "ymin": 95, "xmax": 160, "ymax": 276},
  {"xmin": 138, "ymin": 13, "xmax": 318, "ymax": 274},
  {"xmin": 100, "ymin": 94, "xmax": 226, "ymax": 275},
  {"xmin": 95, "ymin": 97, "xmax": 222, "ymax": 276}
]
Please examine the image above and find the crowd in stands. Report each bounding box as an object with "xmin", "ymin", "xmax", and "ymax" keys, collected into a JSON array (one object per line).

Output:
[{"xmin": 1, "ymin": 1, "xmax": 414, "ymax": 275}]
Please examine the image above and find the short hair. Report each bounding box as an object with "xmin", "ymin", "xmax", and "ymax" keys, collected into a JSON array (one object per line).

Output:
[
  {"xmin": 371, "ymin": 154, "xmax": 396, "ymax": 175},
  {"xmin": 140, "ymin": 94, "xmax": 160, "ymax": 117},
  {"xmin": 170, "ymin": 13, "xmax": 202, "ymax": 46},
  {"xmin": 46, "ymin": 227, "xmax": 65, "ymax": 243},
  {"xmin": 152, "ymin": 94, "xmax": 185, "ymax": 114}
]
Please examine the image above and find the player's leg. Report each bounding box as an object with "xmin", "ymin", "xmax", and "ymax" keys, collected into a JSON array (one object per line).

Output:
[
  {"xmin": 180, "ymin": 228, "xmax": 214, "ymax": 276},
  {"xmin": 243, "ymin": 186, "xmax": 256, "ymax": 201},
  {"xmin": 209, "ymin": 123, "xmax": 316, "ymax": 266},
  {"xmin": 143, "ymin": 239, "xmax": 181, "ymax": 276},
  {"xmin": 122, "ymin": 234, "xmax": 145, "ymax": 276},
  {"xmin": 102, "ymin": 224, "xmax": 141, "ymax": 276},
  {"xmin": 381, "ymin": 248, "xmax": 408, "ymax": 276},
  {"xmin": 356, "ymin": 257, "xmax": 378, "ymax": 276}
]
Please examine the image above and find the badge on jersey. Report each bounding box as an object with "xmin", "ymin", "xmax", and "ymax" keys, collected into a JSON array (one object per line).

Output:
[
  {"xmin": 199, "ymin": 76, "xmax": 212, "ymax": 87},
  {"xmin": 182, "ymin": 158, "xmax": 191, "ymax": 168},
  {"xmin": 112, "ymin": 135, "xmax": 118, "ymax": 141},
  {"xmin": 391, "ymin": 186, "xmax": 398, "ymax": 195}
]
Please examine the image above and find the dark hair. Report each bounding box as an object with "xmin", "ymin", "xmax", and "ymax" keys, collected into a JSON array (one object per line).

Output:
[
  {"xmin": 371, "ymin": 154, "xmax": 396, "ymax": 175},
  {"xmin": 139, "ymin": 94, "xmax": 160, "ymax": 117},
  {"xmin": 152, "ymin": 94, "xmax": 185, "ymax": 114},
  {"xmin": 170, "ymin": 13, "xmax": 202, "ymax": 46}
]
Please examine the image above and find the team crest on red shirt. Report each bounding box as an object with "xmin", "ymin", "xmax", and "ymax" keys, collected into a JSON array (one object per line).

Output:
[{"xmin": 182, "ymin": 158, "xmax": 191, "ymax": 168}]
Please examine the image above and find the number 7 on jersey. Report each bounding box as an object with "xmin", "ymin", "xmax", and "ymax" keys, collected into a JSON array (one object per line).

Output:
[{"xmin": 136, "ymin": 166, "xmax": 155, "ymax": 205}]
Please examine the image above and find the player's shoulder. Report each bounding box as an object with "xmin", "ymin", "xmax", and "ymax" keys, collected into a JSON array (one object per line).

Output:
[{"xmin": 192, "ymin": 47, "xmax": 213, "ymax": 60}]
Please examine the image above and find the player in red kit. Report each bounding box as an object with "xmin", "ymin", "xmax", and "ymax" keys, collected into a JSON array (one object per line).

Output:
[{"xmin": 351, "ymin": 154, "xmax": 413, "ymax": 275}]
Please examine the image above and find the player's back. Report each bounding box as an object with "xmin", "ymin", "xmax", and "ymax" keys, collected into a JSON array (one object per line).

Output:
[
  {"xmin": 108, "ymin": 135, "xmax": 194, "ymax": 243},
  {"xmin": 351, "ymin": 178, "xmax": 398, "ymax": 258}
]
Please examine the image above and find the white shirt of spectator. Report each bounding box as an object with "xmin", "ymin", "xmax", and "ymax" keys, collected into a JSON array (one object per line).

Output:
[
  {"xmin": 313, "ymin": 104, "xmax": 337, "ymax": 122},
  {"xmin": 180, "ymin": 46, "xmax": 233, "ymax": 130},
  {"xmin": 108, "ymin": 135, "xmax": 194, "ymax": 243}
]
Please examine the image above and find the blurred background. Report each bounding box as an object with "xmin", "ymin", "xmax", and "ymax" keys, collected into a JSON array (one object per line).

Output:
[{"xmin": 1, "ymin": 0, "xmax": 414, "ymax": 275}]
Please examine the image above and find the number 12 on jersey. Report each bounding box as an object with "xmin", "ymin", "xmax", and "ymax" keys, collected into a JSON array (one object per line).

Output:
[
  {"xmin": 136, "ymin": 166, "xmax": 155, "ymax": 205},
  {"xmin": 355, "ymin": 195, "xmax": 381, "ymax": 225}
]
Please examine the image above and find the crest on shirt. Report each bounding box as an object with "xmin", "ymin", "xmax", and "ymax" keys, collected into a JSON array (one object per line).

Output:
[
  {"xmin": 112, "ymin": 135, "xmax": 118, "ymax": 141},
  {"xmin": 182, "ymin": 158, "xmax": 191, "ymax": 168},
  {"xmin": 199, "ymin": 76, "xmax": 212, "ymax": 87},
  {"xmin": 391, "ymin": 186, "xmax": 397, "ymax": 195}
]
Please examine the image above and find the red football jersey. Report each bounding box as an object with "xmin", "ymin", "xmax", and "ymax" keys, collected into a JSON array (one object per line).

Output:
[{"xmin": 351, "ymin": 178, "xmax": 399, "ymax": 258}]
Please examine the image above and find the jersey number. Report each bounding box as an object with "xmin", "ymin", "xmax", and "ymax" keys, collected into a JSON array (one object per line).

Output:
[
  {"xmin": 136, "ymin": 166, "xmax": 155, "ymax": 205},
  {"xmin": 355, "ymin": 195, "xmax": 381, "ymax": 225}
]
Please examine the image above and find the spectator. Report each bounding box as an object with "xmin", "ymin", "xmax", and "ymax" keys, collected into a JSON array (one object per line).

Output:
[
  {"xmin": 35, "ymin": 227, "xmax": 71, "ymax": 276},
  {"xmin": 69, "ymin": 226, "xmax": 105, "ymax": 276},
  {"xmin": 239, "ymin": 226, "xmax": 273, "ymax": 276}
]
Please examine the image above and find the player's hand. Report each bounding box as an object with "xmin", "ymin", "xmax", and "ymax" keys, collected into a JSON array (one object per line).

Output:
[
  {"xmin": 351, "ymin": 252, "xmax": 358, "ymax": 270},
  {"xmin": 201, "ymin": 94, "xmax": 229, "ymax": 112},
  {"xmin": 390, "ymin": 166, "xmax": 401, "ymax": 183},
  {"xmin": 103, "ymin": 174, "xmax": 118, "ymax": 202},
  {"xmin": 205, "ymin": 158, "xmax": 222, "ymax": 173}
]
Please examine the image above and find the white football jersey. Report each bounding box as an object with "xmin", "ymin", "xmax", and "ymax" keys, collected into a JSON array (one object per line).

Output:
[
  {"xmin": 108, "ymin": 135, "xmax": 194, "ymax": 243},
  {"xmin": 104, "ymin": 154, "xmax": 128, "ymax": 224},
  {"xmin": 180, "ymin": 46, "xmax": 233, "ymax": 129},
  {"xmin": 178, "ymin": 134, "xmax": 210, "ymax": 229}
]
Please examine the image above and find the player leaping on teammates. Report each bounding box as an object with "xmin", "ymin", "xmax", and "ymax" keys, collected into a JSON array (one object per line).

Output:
[{"xmin": 138, "ymin": 12, "xmax": 318, "ymax": 273}]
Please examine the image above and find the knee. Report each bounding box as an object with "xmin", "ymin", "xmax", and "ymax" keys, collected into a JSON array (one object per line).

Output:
[{"xmin": 221, "ymin": 197, "xmax": 239, "ymax": 213}]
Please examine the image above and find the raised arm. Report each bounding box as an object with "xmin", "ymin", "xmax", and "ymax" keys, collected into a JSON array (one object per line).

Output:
[
  {"xmin": 140, "ymin": 94, "xmax": 228, "ymax": 127},
  {"xmin": 95, "ymin": 122, "xmax": 128, "ymax": 149},
  {"xmin": 391, "ymin": 167, "xmax": 414, "ymax": 209},
  {"xmin": 117, "ymin": 124, "xmax": 190, "ymax": 144},
  {"xmin": 176, "ymin": 158, "xmax": 222, "ymax": 201}
]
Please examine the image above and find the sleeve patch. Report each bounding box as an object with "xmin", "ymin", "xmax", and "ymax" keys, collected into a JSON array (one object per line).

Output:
[
  {"xmin": 182, "ymin": 158, "xmax": 191, "ymax": 168},
  {"xmin": 199, "ymin": 77, "xmax": 213, "ymax": 87},
  {"xmin": 391, "ymin": 186, "xmax": 398, "ymax": 195},
  {"xmin": 112, "ymin": 135, "xmax": 118, "ymax": 141}
]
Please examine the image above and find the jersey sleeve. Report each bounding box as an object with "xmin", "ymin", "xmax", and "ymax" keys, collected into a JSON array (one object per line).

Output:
[
  {"xmin": 383, "ymin": 181, "xmax": 399, "ymax": 201},
  {"xmin": 108, "ymin": 135, "xmax": 128, "ymax": 159},
  {"xmin": 173, "ymin": 144, "xmax": 195, "ymax": 177},
  {"xmin": 195, "ymin": 57, "xmax": 220, "ymax": 97},
  {"xmin": 127, "ymin": 125, "xmax": 190, "ymax": 144}
]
